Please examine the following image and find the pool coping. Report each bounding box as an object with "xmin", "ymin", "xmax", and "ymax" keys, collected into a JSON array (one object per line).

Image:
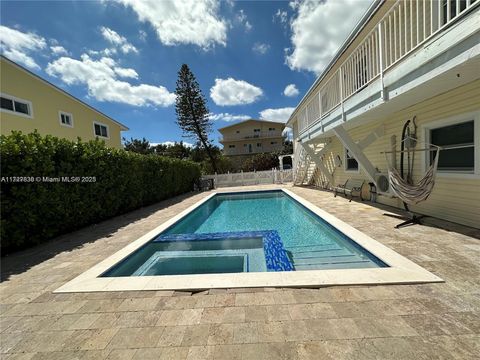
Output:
[{"xmin": 55, "ymin": 188, "xmax": 443, "ymax": 293}]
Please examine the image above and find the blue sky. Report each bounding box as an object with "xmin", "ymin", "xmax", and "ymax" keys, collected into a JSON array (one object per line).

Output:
[{"xmin": 0, "ymin": 0, "xmax": 372, "ymax": 146}]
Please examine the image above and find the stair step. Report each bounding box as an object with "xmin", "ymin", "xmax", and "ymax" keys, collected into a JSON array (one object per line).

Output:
[
  {"xmin": 294, "ymin": 260, "xmax": 378, "ymax": 270},
  {"xmin": 291, "ymin": 249, "xmax": 352, "ymax": 258},
  {"xmin": 292, "ymin": 254, "xmax": 364, "ymax": 266}
]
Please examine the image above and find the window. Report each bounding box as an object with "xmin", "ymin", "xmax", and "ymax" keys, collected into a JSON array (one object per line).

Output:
[
  {"xmin": 229, "ymin": 144, "xmax": 236, "ymax": 148},
  {"xmin": 268, "ymin": 127, "xmax": 275, "ymax": 131},
  {"xmin": 270, "ymin": 141, "xmax": 278, "ymax": 145},
  {"xmin": 257, "ymin": 143, "xmax": 262, "ymax": 147},
  {"xmin": 0, "ymin": 94, "xmax": 32, "ymax": 117},
  {"xmin": 94, "ymin": 122, "xmax": 109, "ymax": 138},
  {"xmin": 236, "ymin": 130, "xmax": 240, "ymax": 134},
  {"xmin": 254, "ymin": 129, "xmax": 261, "ymax": 132},
  {"xmin": 59, "ymin": 111, "xmax": 73, "ymax": 127},
  {"xmin": 429, "ymin": 120, "xmax": 474, "ymax": 172},
  {"xmin": 345, "ymin": 148, "xmax": 359, "ymax": 171}
]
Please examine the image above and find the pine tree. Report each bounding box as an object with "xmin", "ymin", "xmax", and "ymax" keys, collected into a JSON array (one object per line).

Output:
[{"xmin": 175, "ymin": 64, "xmax": 217, "ymax": 172}]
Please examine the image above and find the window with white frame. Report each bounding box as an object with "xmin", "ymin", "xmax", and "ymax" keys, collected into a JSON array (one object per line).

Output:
[
  {"xmin": 345, "ymin": 148, "xmax": 359, "ymax": 171},
  {"xmin": 1, "ymin": 94, "xmax": 32, "ymax": 117},
  {"xmin": 94, "ymin": 122, "xmax": 109, "ymax": 138},
  {"xmin": 429, "ymin": 120, "xmax": 474, "ymax": 172},
  {"xmin": 59, "ymin": 111, "xmax": 73, "ymax": 127}
]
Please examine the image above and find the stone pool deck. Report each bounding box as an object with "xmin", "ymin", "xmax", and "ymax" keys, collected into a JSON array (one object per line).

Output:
[{"xmin": 1, "ymin": 185, "xmax": 479, "ymax": 359}]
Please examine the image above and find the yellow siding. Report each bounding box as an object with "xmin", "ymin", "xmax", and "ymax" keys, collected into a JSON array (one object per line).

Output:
[
  {"xmin": 0, "ymin": 59, "xmax": 125, "ymax": 148},
  {"xmin": 309, "ymin": 80, "xmax": 480, "ymax": 228}
]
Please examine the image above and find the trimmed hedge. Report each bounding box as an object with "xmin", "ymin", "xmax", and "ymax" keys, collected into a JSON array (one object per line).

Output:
[{"xmin": 0, "ymin": 131, "xmax": 201, "ymax": 254}]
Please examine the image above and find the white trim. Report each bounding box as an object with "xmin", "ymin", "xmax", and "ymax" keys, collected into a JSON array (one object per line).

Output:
[
  {"xmin": 58, "ymin": 110, "xmax": 74, "ymax": 128},
  {"xmin": 55, "ymin": 188, "xmax": 442, "ymax": 293},
  {"xmin": 0, "ymin": 92, "xmax": 34, "ymax": 119},
  {"xmin": 421, "ymin": 111, "xmax": 480, "ymax": 178},
  {"xmin": 93, "ymin": 121, "xmax": 110, "ymax": 139}
]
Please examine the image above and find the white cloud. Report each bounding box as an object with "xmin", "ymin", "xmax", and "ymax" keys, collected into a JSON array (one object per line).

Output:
[
  {"xmin": 283, "ymin": 84, "xmax": 299, "ymax": 97},
  {"xmin": 252, "ymin": 42, "xmax": 270, "ymax": 55},
  {"xmin": 286, "ymin": 0, "xmax": 372, "ymax": 74},
  {"xmin": 0, "ymin": 25, "xmax": 46, "ymax": 69},
  {"xmin": 46, "ymin": 54, "xmax": 175, "ymax": 107},
  {"xmin": 50, "ymin": 45, "xmax": 69, "ymax": 56},
  {"xmin": 236, "ymin": 9, "xmax": 252, "ymax": 32},
  {"xmin": 114, "ymin": 67, "xmax": 138, "ymax": 79},
  {"xmin": 210, "ymin": 78, "xmax": 263, "ymax": 106},
  {"xmin": 273, "ymin": 9, "xmax": 288, "ymax": 25},
  {"xmin": 208, "ymin": 113, "xmax": 250, "ymax": 122},
  {"xmin": 100, "ymin": 26, "xmax": 138, "ymax": 54},
  {"xmin": 154, "ymin": 141, "xmax": 194, "ymax": 148},
  {"xmin": 117, "ymin": 0, "xmax": 227, "ymax": 49},
  {"xmin": 139, "ymin": 30, "xmax": 147, "ymax": 42},
  {"xmin": 259, "ymin": 107, "xmax": 295, "ymax": 123}
]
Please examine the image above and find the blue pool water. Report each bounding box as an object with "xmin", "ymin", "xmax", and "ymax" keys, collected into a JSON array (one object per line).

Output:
[{"xmin": 103, "ymin": 190, "xmax": 386, "ymax": 277}]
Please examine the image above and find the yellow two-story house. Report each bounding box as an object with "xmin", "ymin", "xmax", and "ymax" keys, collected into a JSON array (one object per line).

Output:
[
  {"xmin": 288, "ymin": 0, "xmax": 479, "ymax": 228},
  {"xmin": 219, "ymin": 119, "xmax": 285, "ymax": 156},
  {"xmin": 0, "ymin": 56, "xmax": 128, "ymax": 148}
]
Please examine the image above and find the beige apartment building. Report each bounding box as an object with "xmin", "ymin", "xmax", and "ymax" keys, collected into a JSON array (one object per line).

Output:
[{"xmin": 219, "ymin": 119, "xmax": 285, "ymax": 156}]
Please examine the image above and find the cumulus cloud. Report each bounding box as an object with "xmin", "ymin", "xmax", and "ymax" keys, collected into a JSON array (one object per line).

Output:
[
  {"xmin": 116, "ymin": 0, "xmax": 227, "ymax": 49},
  {"xmin": 50, "ymin": 45, "xmax": 69, "ymax": 56},
  {"xmin": 46, "ymin": 54, "xmax": 175, "ymax": 107},
  {"xmin": 100, "ymin": 26, "xmax": 138, "ymax": 54},
  {"xmin": 236, "ymin": 9, "xmax": 252, "ymax": 32},
  {"xmin": 286, "ymin": 0, "xmax": 372, "ymax": 74},
  {"xmin": 208, "ymin": 113, "xmax": 251, "ymax": 122},
  {"xmin": 273, "ymin": 9, "xmax": 288, "ymax": 25},
  {"xmin": 252, "ymin": 42, "xmax": 270, "ymax": 55},
  {"xmin": 259, "ymin": 107, "xmax": 295, "ymax": 122},
  {"xmin": 210, "ymin": 78, "xmax": 263, "ymax": 106},
  {"xmin": 283, "ymin": 84, "xmax": 299, "ymax": 97},
  {"xmin": 0, "ymin": 25, "xmax": 46, "ymax": 69}
]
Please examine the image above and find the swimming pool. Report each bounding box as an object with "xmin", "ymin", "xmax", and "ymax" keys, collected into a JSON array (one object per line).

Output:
[
  {"xmin": 103, "ymin": 190, "xmax": 386, "ymax": 277},
  {"xmin": 56, "ymin": 188, "xmax": 442, "ymax": 292}
]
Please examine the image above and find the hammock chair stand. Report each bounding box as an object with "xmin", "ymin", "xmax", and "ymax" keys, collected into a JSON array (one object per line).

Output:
[
  {"xmin": 381, "ymin": 130, "xmax": 442, "ymax": 229},
  {"xmin": 383, "ymin": 204, "xmax": 426, "ymax": 228}
]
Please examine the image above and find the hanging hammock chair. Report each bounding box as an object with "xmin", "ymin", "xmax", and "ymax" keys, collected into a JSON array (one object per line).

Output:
[{"xmin": 387, "ymin": 146, "xmax": 440, "ymax": 205}]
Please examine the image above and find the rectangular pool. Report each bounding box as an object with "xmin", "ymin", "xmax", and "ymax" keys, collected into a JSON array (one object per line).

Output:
[{"xmin": 102, "ymin": 190, "xmax": 386, "ymax": 277}]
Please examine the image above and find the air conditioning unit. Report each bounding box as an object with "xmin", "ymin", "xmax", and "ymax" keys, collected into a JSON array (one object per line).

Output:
[{"xmin": 375, "ymin": 173, "xmax": 391, "ymax": 195}]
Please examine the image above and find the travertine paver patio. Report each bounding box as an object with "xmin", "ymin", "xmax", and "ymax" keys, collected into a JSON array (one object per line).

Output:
[{"xmin": 1, "ymin": 185, "xmax": 479, "ymax": 359}]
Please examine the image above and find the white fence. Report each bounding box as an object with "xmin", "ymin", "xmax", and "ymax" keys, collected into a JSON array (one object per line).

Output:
[{"xmin": 203, "ymin": 169, "xmax": 293, "ymax": 188}]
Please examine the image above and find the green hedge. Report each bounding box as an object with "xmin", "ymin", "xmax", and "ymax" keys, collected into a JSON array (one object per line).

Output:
[{"xmin": 0, "ymin": 131, "xmax": 201, "ymax": 254}]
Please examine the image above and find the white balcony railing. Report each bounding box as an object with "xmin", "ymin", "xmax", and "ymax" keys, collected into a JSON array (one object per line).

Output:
[{"xmin": 297, "ymin": 0, "xmax": 478, "ymax": 134}]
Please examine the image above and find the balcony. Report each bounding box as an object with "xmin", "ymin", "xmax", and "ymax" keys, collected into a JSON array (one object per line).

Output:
[
  {"xmin": 295, "ymin": 0, "xmax": 479, "ymax": 139},
  {"xmin": 219, "ymin": 131, "xmax": 284, "ymax": 143}
]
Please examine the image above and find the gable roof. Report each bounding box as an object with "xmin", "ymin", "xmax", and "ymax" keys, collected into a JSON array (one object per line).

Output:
[
  {"xmin": 1, "ymin": 55, "xmax": 129, "ymax": 131},
  {"xmin": 218, "ymin": 119, "xmax": 286, "ymax": 132}
]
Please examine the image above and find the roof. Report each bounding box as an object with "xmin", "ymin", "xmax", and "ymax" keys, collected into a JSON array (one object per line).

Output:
[
  {"xmin": 286, "ymin": 0, "xmax": 384, "ymax": 126},
  {"xmin": 218, "ymin": 119, "xmax": 286, "ymax": 132},
  {"xmin": 0, "ymin": 55, "xmax": 129, "ymax": 131}
]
